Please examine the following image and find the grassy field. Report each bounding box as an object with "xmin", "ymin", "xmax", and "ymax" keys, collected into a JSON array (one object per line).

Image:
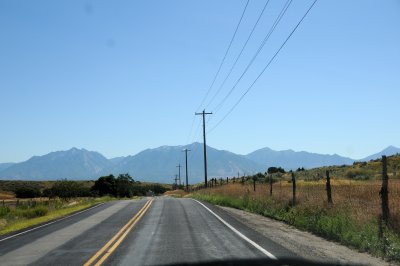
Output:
[
  {"xmin": 189, "ymin": 155, "xmax": 400, "ymax": 262},
  {"xmin": 164, "ymin": 189, "xmax": 188, "ymax": 198},
  {"xmin": 0, "ymin": 196, "xmax": 113, "ymax": 235}
]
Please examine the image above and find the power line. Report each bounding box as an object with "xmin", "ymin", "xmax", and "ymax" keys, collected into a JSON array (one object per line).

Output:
[
  {"xmin": 208, "ymin": 0, "xmax": 318, "ymax": 134},
  {"xmin": 211, "ymin": 0, "xmax": 293, "ymax": 114},
  {"xmin": 185, "ymin": 115, "xmax": 196, "ymax": 145},
  {"xmin": 195, "ymin": 0, "xmax": 250, "ymax": 112},
  {"xmin": 205, "ymin": 0, "xmax": 271, "ymax": 110},
  {"xmin": 188, "ymin": 119, "xmax": 202, "ymax": 145},
  {"xmin": 187, "ymin": 121, "xmax": 202, "ymax": 161}
]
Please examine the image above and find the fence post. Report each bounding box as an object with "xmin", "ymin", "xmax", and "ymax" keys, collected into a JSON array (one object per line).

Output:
[
  {"xmin": 269, "ymin": 174, "xmax": 273, "ymax": 196},
  {"xmin": 241, "ymin": 176, "xmax": 244, "ymax": 185},
  {"xmin": 253, "ymin": 177, "xmax": 256, "ymax": 192},
  {"xmin": 326, "ymin": 170, "xmax": 333, "ymax": 204},
  {"xmin": 380, "ymin": 156, "xmax": 390, "ymax": 234},
  {"xmin": 292, "ymin": 172, "xmax": 296, "ymax": 206},
  {"xmin": 226, "ymin": 177, "xmax": 228, "ymax": 184}
]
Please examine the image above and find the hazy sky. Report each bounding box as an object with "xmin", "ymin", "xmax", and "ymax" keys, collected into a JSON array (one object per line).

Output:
[{"xmin": 1, "ymin": 0, "xmax": 399, "ymax": 162}]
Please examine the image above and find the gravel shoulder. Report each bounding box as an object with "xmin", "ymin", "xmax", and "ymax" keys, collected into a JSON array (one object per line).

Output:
[{"xmin": 218, "ymin": 206, "xmax": 397, "ymax": 266}]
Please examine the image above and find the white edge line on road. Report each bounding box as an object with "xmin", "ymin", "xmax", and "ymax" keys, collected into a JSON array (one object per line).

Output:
[
  {"xmin": 193, "ymin": 199, "xmax": 277, "ymax": 260},
  {"xmin": 0, "ymin": 202, "xmax": 106, "ymax": 242}
]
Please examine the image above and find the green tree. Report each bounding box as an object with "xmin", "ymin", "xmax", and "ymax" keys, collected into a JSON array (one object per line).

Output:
[
  {"xmin": 15, "ymin": 186, "xmax": 41, "ymax": 198},
  {"xmin": 50, "ymin": 179, "xmax": 88, "ymax": 200},
  {"xmin": 92, "ymin": 175, "xmax": 117, "ymax": 196},
  {"xmin": 116, "ymin": 173, "xmax": 134, "ymax": 198},
  {"xmin": 267, "ymin": 167, "xmax": 285, "ymax": 174}
]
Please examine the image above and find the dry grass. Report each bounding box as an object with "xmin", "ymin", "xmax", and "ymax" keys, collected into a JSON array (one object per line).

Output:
[
  {"xmin": 164, "ymin": 189, "xmax": 188, "ymax": 198},
  {"xmin": 0, "ymin": 191, "xmax": 15, "ymax": 200},
  {"xmin": 203, "ymin": 179, "xmax": 400, "ymax": 231},
  {"xmin": 0, "ymin": 196, "xmax": 114, "ymax": 235}
]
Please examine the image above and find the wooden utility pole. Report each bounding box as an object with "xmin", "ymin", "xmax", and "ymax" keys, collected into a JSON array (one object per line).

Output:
[
  {"xmin": 174, "ymin": 175, "xmax": 179, "ymax": 189},
  {"xmin": 195, "ymin": 110, "xmax": 212, "ymax": 187},
  {"xmin": 182, "ymin": 149, "xmax": 191, "ymax": 191},
  {"xmin": 176, "ymin": 164, "xmax": 181, "ymax": 186}
]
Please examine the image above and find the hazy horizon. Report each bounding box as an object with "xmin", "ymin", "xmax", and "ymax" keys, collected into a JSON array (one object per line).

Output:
[{"xmin": 1, "ymin": 143, "xmax": 398, "ymax": 164}]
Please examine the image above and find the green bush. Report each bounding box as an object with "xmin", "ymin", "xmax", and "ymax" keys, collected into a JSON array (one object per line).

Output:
[
  {"xmin": 48, "ymin": 179, "xmax": 91, "ymax": 200},
  {"xmin": 92, "ymin": 174, "xmax": 168, "ymax": 197},
  {"xmin": 20, "ymin": 206, "xmax": 48, "ymax": 218},
  {"xmin": 345, "ymin": 168, "xmax": 372, "ymax": 180},
  {"xmin": 15, "ymin": 186, "xmax": 41, "ymax": 198},
  {"xmin": 0, "ymin": 207, "xmax": 11, "ymax": 218}
]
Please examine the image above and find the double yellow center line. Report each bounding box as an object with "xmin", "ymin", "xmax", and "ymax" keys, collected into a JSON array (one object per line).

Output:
[{"xmin": 84, "ymin": 199, "xmax": 154, "ymax": 266}]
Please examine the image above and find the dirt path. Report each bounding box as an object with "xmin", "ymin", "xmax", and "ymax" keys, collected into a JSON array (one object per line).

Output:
[{"xmin": 219, "ymin": 206, "xmax": 397, "ymax": 266}]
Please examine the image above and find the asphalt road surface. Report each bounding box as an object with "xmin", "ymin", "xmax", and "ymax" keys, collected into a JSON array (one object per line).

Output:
[{"xmin": 0, "ymin": 197, "xmax": 307, "ymax": 266}]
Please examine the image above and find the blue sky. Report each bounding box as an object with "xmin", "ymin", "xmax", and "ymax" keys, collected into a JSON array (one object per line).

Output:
[{"xmin": 0, "ymin": 0, "xmax": 399, "ymax": 162}]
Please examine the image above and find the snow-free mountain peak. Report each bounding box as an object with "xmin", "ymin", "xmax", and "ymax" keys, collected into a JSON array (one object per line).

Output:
[
  {"xmin": 0, "ymin": 144, "xmax": 398, "ymax": 182},
  {"xmin": 359, "ymin": 146, "xmax": 400, "ymax": 162}
]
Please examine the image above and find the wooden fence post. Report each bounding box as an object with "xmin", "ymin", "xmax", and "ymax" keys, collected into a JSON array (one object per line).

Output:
[
  {"xmin": 226, "ymin": 177, "xmax": 228, "ymax": 184},
  {"xmin": 380, "ymin": 156, "xmax": 390, "ymax": 231},
  {"xmin": 292, "ymin": 172, "xmax": 296, "ymax": 206},
  {"xmin": 241, "ymin": 176, "xmax": 244, "ymax": 185},
  {"xmin": 326, "ymin": 170, "xmax": 333, "ymax": 204},
  {"xmin": 253, "ymin": 177, "xmax": 256, "ymax": 192}
]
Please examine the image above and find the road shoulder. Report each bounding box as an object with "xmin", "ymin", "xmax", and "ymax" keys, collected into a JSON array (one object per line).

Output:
[{"xmin": 218, "ymin": 206, "xmax": 393, "ymax": 266}]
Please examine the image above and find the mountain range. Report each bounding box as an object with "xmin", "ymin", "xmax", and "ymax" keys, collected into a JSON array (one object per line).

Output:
[{"xmin": 0, "ymin": 144, "xmax": 399, "ymax": 183}]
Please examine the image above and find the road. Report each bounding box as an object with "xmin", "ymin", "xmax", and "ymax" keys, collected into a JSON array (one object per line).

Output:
[{"xmin": 0, "ymin": 197, "xmax": 306, "ymax": 265}]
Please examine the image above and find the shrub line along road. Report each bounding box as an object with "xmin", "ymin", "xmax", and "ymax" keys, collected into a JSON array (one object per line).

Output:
[{"xmin": 0, "ymin": 197, "xmax": 299, "ymax": 265}]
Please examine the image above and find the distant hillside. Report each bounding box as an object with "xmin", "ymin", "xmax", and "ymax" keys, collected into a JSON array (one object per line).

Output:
[
  {"xmin": 103, "ymin": 143, "xmax": 264, "ymax": 183},
  {"xmin": 0, "ymin": 163, "xmax": 14, "ymax": 172},
  {"xmin": 359, "ymin": 146, "xmax": 400, "ymax": 162},
  {"xmin": 109, "ymin": 157, "xmax": 126, "ymax": 165},
  {"xmin": 0, "ymin": 148, "xmax": 111, "ymax": 180},
  {"xmin": 246, "ymin": 147, "xmax": 354, "ymax": 170},
  {"xmin": 0, "ymin": 145, "xmax": 398, "ymax": 182}
]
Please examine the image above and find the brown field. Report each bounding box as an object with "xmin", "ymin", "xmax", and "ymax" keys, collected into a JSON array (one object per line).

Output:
[
  {"xmin": 0, "ymin": 191, "xmax": 15, "ymax": 200},
  {"xmin": 164, "ymin": 189, "xmax": 188, "ymax": 198},
  {"xmin": 201, "ymin": 178, "xmax": 400, "ymax": 232}
]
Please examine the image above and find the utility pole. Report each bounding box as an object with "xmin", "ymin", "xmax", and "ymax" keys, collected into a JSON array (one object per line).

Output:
[
  {"xmin": 176, "ymin": 164, "xmax": 181, "ymax": 186},
  {"xmin": 195, "ymin": 109, "xmax": 212, "ymax": 187},
  {"xmin": 182, "ymin": 149, "xmax": 191, "ymax": 191},
  {"xmin": 174, "ymin": 175, "xmax": 179, "ymax": 189}
]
